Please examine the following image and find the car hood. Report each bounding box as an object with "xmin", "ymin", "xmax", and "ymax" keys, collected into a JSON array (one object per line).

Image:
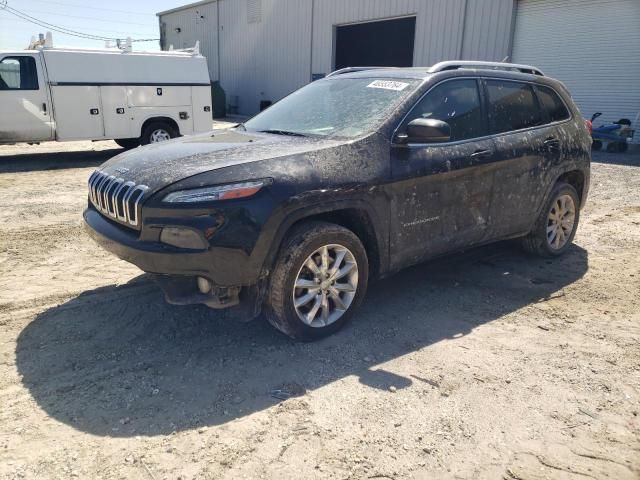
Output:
[{"xmin": 99, "ymin": 129, "xmax": 345, "ymax": 192}]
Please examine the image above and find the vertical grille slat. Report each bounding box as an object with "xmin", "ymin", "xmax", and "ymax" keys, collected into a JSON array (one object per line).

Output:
[
  {"xmin": 87, "ymin": 171, "xmax": 100, "ymax": 205},
  {"xmin": 114, "ymin": 181, "xmax": 134, "ymax": 221},
  {"xmin": 87, "ymin": 170, "xmax": 148, "ymax": 229}
]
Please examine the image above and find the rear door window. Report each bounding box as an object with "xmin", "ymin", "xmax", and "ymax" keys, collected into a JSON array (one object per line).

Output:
[
  {"xmin": 401, "ymin": 79, "xmax": 484, "ymax": 142},
  {"xmin": 486, "ymin": 80, "xmax": 543, "ymax": 134},
  {"xmin": 536, "ymin": 85, "xmax": 571, "ymax": 123}
]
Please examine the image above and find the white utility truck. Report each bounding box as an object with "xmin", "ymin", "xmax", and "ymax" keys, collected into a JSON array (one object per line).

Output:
[{"xmin": 0, "ymin": 36, "xmax": 212, "ymax": 148}]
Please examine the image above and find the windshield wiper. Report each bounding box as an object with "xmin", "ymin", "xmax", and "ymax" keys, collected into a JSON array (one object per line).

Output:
[{"xmin": 258, "ymin": 129, "xmax": 307, "ymax": 137}]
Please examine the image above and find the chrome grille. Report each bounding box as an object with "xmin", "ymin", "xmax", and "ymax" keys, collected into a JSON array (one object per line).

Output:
[{"xmin": 88, "ymin": 170, "xmax": 149, "ymax": 228}]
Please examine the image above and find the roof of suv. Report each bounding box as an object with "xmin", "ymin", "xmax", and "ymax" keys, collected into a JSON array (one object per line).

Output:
[
  {"xmin": 326, "ymin": 61, "xmax": 547, "ymax": 81},
  {"xmin": 333, "ymin": 68, "xmax": 433, "ymax": 80}
]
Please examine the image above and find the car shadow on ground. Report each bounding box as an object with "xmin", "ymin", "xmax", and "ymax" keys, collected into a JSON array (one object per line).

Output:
[
  {"xmin": 0, "ymin": 148, "xmax": 122, "ymax": 173},
  {"xmin": 16, "ymin": 242, "xmax": 588, "ymax": 437},
  {"xmin": 591, "ymin": 149, "xmax": 640, "ymax": 167}
]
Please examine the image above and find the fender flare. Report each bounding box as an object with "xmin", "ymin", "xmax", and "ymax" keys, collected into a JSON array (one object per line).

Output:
[{"xmin": 251, "ymin": 196, "xmax": 389, "ymax": 282}]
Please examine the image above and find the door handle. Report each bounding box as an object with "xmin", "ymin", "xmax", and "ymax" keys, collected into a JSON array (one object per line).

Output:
[
  {"xmin": 544, "ymin": 137, "xmax": 561, "ymax": 152},
  {"xmin": 90, "ymin": 108, "xmax": 99, "ymax": 115},
  {"xmin": 42, "ymin": 102, "xmax": 47, "ymax": 114},
  {"xmin": 470, "ymin": 149, "xmax": 492, "ymax": 159}
]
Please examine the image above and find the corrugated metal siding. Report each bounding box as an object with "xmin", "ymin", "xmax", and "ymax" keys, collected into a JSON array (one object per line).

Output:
[
  {"xmin": 218, "ymin": 0, "xmax": 312, "ymax": 115},
  {"xmin": 312, "ymin": 0, "xmax": 513, "ymax": 74},
  {"xmin": 512, "ymin": 0, "xmax": 640, "ymax": 141},
  {"xmin": 160, "ymin": 0, "xmax": 219, "ymax": 80},
  {"xmin": 461, "ymin": 0, "xmax": 514, "ymax": 61},
  {"xmin": 160, "ymin": 0, "xmax": 514, "ymax": 115},
  {"xmin": 311, "ymin": 0, "xmax": 418, "ymax": 74}
]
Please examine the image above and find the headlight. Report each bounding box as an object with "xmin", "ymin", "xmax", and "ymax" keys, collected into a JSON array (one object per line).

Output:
[{"xmin": 162, "ymin": 180, "xmax": 268, "ymax": 203}]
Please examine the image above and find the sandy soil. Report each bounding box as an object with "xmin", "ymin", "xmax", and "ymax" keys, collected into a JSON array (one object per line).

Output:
[{"xmin": 0, "ymin": 139, "xmax": 638, "ymax": 480}]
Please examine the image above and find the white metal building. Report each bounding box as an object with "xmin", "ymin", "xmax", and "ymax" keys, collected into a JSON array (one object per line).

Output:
[
  {"xmin": 158, "ymin": 0, "xmax": 640, "ymax": 137},
  {"xmin": 512, "ymin": 0, "xmax": 640, "ymax": 133}
]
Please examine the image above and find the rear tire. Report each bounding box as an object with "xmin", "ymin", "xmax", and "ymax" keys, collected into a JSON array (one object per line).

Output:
[
  {"xmin": 115, "ymin": 138, "xmax": 140, "ymax": 149},
  {"xmin": 265, "ymin": 221, "xmax": 369, "ymax": 341},
  {"xmin": 140, "ymin": 122, "xmax": 178, "ymax": 145},
  {"xmin": 591, "ymin": 139, "xmax": 602, "ymax": 151},
  {"xmin": 522, "ymin": 182, "xmax": 580, "ymax": 257},
  {"xmin": 606, "ymin": 142, "xmax": 620, "ymax": 153}
]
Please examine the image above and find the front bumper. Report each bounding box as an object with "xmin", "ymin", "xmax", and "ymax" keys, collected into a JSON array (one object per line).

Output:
[{"xmin": 83, "ymin": 207, "xmax": 264, "ymax": 313}]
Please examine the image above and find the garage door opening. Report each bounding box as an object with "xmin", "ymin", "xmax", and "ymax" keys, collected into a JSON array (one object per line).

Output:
[{"xmin": 334, "ymin": 16, "xmax": 416, "ymax": 70}]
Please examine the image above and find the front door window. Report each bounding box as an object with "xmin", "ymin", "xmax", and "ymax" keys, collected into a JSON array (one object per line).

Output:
[
  {"xmin": 400, "ymin": 79, "xmax": 485, "ymax": 142},
  {"xmin": 0, "ymin": 56, "xmax": 39, "ymax": 90}
]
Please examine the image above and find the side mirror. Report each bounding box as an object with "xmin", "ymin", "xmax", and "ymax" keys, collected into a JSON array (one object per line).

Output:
[{"xmin": 397, "ymin": 118, "xmax": 451, "ymax": 144}]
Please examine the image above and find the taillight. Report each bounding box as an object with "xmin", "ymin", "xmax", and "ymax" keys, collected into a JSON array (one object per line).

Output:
[{"xmin": 586, "ymin": 120, "xmax": 593, "ymax": 135}]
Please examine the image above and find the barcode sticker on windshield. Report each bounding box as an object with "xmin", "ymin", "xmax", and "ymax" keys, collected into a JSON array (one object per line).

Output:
[{"xmin": 367, "ymin": 80, "xmax": 409, "ymax": 91}]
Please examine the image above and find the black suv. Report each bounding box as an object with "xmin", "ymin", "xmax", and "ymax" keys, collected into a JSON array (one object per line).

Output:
[{"xmin": 84, "ymin": 61, "xmax": 590, "ymax": 340}]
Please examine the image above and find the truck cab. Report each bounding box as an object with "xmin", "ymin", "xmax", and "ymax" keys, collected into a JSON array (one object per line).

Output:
[
  {"xmin": 0, "ymin": 38, "xmax": 212, "ymax": 147},
  {"xmin": 0, "ymin": 51, "xmax": 53, "ymax": 143}
]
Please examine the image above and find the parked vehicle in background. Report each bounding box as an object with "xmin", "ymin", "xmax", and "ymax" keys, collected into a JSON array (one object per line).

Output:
[
  {"xmin": 84, "ymin": 61, "xmax": 591, "ymax": 341},
  {"xmin": 0, "ymin": 35, "xmax": 212, "ymax": 148},
  {"xmin": 589, "ymin": 112, "xmax": 635, "ymax": 153}
]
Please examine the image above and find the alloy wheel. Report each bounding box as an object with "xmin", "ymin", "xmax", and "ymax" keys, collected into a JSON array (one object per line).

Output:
[
  {"xmin": 292, "ymin": 244, "xmax": 358, "ymax": 328},
  {"xmin": 546, "ymin": 194, "xmax": 576, "ymax": 250}
]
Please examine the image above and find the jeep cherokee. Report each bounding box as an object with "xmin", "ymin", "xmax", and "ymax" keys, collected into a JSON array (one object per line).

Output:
[{"xmin": 84, "ymin": 61, "xmax": 591, "ymax": 340}]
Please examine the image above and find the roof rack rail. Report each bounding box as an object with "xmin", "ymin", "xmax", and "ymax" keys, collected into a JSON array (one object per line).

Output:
[
  {"xmin": 428, "ymin": 61, "xmax": 545, "ymax": 76},
  {"xmin": 326, "ymin": 66, "xmax": 393, "ymax": 77}
]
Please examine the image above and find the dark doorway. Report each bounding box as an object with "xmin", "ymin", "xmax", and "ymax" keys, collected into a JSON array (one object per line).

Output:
[{"xmin": 334, "ymin": 16, "xmax": 416, "ymax": 70}]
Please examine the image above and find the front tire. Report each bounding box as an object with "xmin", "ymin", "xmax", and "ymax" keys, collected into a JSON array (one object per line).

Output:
[
  {"xmin": 522, "ymin": 182, "xmax": 580, "ymax": 257},
  {"xmin": 265, "ymin": 221, "xmax": 369, "ymax": 341}
]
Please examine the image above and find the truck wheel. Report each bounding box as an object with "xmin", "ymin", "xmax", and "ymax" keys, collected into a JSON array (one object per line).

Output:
[
  {"xmin": 140, "ymin": 122, "xmax": 178, "ymax": 145},
  {"xmin": 522, "ymin": 182, "xmax": 580, "ymax": 257},
  {"xmin": 265, "ymin": 221, "xmax": 369, "ymax": 341},
  {"xmin": 115, "ymin": 138, "xmax": 140, "ymax": 149}
]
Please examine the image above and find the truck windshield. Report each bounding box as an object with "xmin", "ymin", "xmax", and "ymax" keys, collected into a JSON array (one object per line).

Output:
[{"xmin": 243, "ymin": 77, "xmax": 421, "ymax": 139}]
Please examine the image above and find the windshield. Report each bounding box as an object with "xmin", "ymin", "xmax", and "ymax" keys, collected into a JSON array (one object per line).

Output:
[{"xmin": 243, "ymin": 77, "xmax": 421, "ymax": 139}]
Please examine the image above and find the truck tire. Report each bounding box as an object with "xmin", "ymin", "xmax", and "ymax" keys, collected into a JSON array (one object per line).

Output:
[
  {"xmin": 115, "ymin": 138, "xmax": 140, "ymax": 149},
  {"xmin": 522, "ymin": 182, "xmax": 580, "ymax": 257},
  {"xmin": 140, "ymin": 122, "xmax": 178, "ymax": 145},
  {"xmin": 265, "ymin": 221, "xmax": 369, "ymax": 341}
]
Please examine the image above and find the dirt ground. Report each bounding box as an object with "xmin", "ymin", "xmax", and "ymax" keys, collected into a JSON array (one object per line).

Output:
[{"xmin": 0, "ymin": 137, "xmax": 638, "ymax": 480}]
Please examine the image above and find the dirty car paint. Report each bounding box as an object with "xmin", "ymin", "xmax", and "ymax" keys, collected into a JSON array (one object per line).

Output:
[{"xmin": 84, "ymin": 67, "xmax": 591, "ymax": 315}]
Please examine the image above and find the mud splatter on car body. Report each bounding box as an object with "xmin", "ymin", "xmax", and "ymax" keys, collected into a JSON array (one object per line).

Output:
[{"xmin": 84, "ymin": 66, "xmax": 590, "ymax": 321}]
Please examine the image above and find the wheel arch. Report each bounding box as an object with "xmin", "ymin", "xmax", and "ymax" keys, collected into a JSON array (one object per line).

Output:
[
  {"xmin": 262, "ymin": 202, "xmax": 387, "ymax": 282},
  {"xmin": 290, "ymin": 209, "xmax": 381, "ymax": 279},
  {"xmin": 139, "ymin": 116, "xmax": 180, "ymax": 138},
  {"xmin": 557, "ymin": 169, "xmax": 585, "ymax": 203},
  {"xmin": 529, "ymin": 167, "xmax": 589, "ymax": 235}
]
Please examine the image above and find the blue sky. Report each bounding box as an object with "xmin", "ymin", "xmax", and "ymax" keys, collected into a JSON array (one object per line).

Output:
[{"xmin": 0, "ymin": 0, "xmax": 188, "ymax": 50}]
